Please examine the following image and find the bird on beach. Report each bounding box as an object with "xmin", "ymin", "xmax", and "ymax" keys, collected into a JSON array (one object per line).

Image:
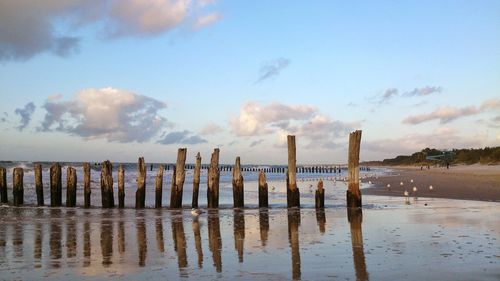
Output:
[
  {"xmin": 191, "ymin": 208, "xmax": 205, "ymax": 217},
  {"xmin": 271, "ymin": 186, "xmax": 276, "ymax": 191},
  {"xmin": 404, "ymin": 190, "xmax": 410, "ymax": 204},
  {"xmin": 400, "ymin": 181, "xmax": 404, "ymax": 186},
  {"xmin": 387, "ymin": 184, "xmax": 391, "ymax": 190},
  {"xmin": 413, "ymin": 186, "xmax": 418, "ymax": 200},
  {"xmin": 429, "ymin": 185, "xmax": 433, "ymax": 191},
  {"xmin": 410, "ymin": 179, "xmax": 414, "ymax": 183}
]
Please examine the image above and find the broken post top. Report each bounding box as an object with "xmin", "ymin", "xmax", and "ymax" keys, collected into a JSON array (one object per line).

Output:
[
  {"xmin": 211, "ymin": 148, "xmax": 220, "ymax": 167},
  {"xmin": 233, "ymin": 156, "xmax": 242, "ymax": 179},
  {"xmin": 348, "ymin": 130, "xmax": 362, "ymax": 186},
  {"xmin": 287, "ymin": 135, "xmax": 297, "ymax": 190},
  {"xmin": 317, "ymin": 180, "xmax": 324, "ymax": 191},
  {"xmin": 258, "ymin": 170, "xmax": 267, "ymax": 185}
]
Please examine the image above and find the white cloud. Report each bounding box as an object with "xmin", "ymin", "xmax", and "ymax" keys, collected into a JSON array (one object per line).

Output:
[
  {"xmin": 157, "ymin": 130, "xmax": 207, "ymax": 145},
  {"xmin": 200, "ymin": 122, "xmax": 224, "ymax": 135},
  {"xmin": 193, "ymin": 12, "xmax": 221, "ymax": 29},
  {"xmin": 40, "ymin": 87, "xmax": 168, "ymax": 143}
]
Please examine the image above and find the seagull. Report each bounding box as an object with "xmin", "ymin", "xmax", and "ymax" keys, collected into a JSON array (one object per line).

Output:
[
  {"xmin": 413, "ymin": 186, "xmax": 418, "ymax": 200},
  {"xmin": 429, "ymin": 185, "xmax": 433, "ymax": 191},
  {"xmin": 387, "ymin": 184, "xmax": 391, "ymax": 188},
  {"xmin": 400, "ymin": 181, "xmax": 404, "ymax": 186},
  {"xmin": 410, "ymin": 179, "xmax": 414, "ymax": 183},
  {"xmin": 191, "ymin": 208, "xmax": 205, "ymax": 217},
  {"xmin": 271, "ymin": 186, "xmax": 276, "ymax": 191},
  {"xmin": 413, "ymin": 186, "xmax": 417, "ymax": 192},
  {"xmin": 404, "ymin": 190, "xmax": 410, "ymax": 204},
  {"xmin": 404, "ymin": 190, "xmax": 409, "ymax": 197},
  {"xmin": 368, "ymin": 180, "xmax": 372, "ymax": 184}
]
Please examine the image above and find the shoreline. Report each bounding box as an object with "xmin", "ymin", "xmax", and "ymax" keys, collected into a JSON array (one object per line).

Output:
[{"xmin": 363, "ymin": 164, "xmax": 500, "ymax": 202}]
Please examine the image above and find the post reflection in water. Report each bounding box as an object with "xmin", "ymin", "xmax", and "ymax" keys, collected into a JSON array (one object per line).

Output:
[
  {"xmin": 207, "ymin": 210, "xmax": 222, "ymax": 273},
  {"xmin": 83, "ymin": 216, "xmax": 91, "ymax": 267},
  {"xmin": 233, "ymin": 209, "xmax": 245, "ymax": 263},
  {"xmin": 259, "ymin": 209, "xmax": 269, "ymax": 247},
  {"xmin": 118, "ymin": 210, "xmax": 126, "ymax": 256},
  {"xmin": 155, "ymin": 216, "xmax": 165, "ymax": 254},
  {"xmin": 192, "ymin": 217, "xmax": 203, "ymax": 268},
  {"xmin": 101, "ymin": 212, "xmax": 114, "ymax": 267},
  {"xmin": 171, "ymin": 213, "xmax": 188, "ymax": 277},
  {"xmin": 287, "ymin": 209, "xmax": 301, "ymax": 280},
  {"xmin": 347, "ymin": 209, "xmax": 369, "ymax": 281},
  {"xmin": 49, "ymin": 209, "xmax": 62, "ymax": 269},
  {"xmin": 33, "ymin": 210, "xmax": 43, "ymax": 268},
  {"xmin": 136, "ymin": 217, "xmax": 147, "ymax": 267},
  {"xmin": 12, "ymin": 210, "xmax": 23, "ymax": 259},
  {"xmin": 66, "ymin": 210, "xmax": 77, "ymax": 267},
  {"xmin": 315, "ymin": 208, "xmax": 326, "ymax": 234}
]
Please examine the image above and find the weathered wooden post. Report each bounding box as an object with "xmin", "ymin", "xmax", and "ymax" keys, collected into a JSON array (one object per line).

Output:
[
  {"xmin": 232, "ymin": 157, "xmax": 244, "ymax": 208},
  {"xmin": 155, "ymin": 165, "xmax": 164, "ymax": 208},
  {"xmin": 170, "ymin": 148, "xmax": 187, "ymax": 208},
  {"xmin": 258, "ymin": 171, "xmax": 268, "ymax": 208},
  {"xmin": 118, "ymin": 165, "xmax": 125, "ymax": 208},
  {"xmin": 192, "ymin": 152, "xmax": 202, "ymax": 208},
  {"xmin": 347, "ymin": 130, "xmax": 362, "ymax": 208},
  {"xmin": 83, "ymin": 162, "xmax": 91, "ymax": 208},
  {"xmin": 0, "ymin": 167, "xmax": 7, "ymax": 203},
  {"xmin": 135, "ymin": 157, "xmax": 146, "ymax": 209},
  {"xmin": 34, "ymin": 164, "xmax": 44, "ymax": 206},
  {"xmin": 50, "ymin": 163, "xmax": 62, "ymax": 207},
  {"xmin": 66, "ymin": 166, "xmax": 77, "ymax": 207},
  {"xmin": 100, "ymin": 160, "xmax": 114, "ymax": 208},
  {"xmin": 207, "ymin": 148, "xmax": 220, "ymax": 208},
  {"xmin": 315, "ymin": 179, "xmax": 325, "ymax": 208},
  {"xmin": 286, "ymin": 135, "xmax": 300, "ymax": 207},
  {"xmin": 13, "ymin": 168, "xmax": 24, "ymax": 206}
]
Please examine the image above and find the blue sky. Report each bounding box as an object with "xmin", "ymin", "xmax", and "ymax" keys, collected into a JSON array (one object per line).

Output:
[{"xmin": 0, "ymin": 0, "xmax": 499, "ymax": 164}]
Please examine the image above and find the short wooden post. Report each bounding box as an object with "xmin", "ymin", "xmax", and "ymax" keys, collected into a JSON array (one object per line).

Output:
[
  {"xmin": 170, "ymin": 148, "xmax": 187, "ymax": 208},
  {"xmin": 207, "ymin": 148, "xmax": 220, "ymax": 208},
  {"xmin": 192, "ymin": 152, "xmax": 202, "ymax": 208},
  {"xmin": 286, "ymin": 135, "xmax": 300, "ymax": 207},
  {"xmin": 83, "ymin": 163, "xmax": 91, "ymax": 208},
  {"xmin": 135, "ymin": 157, "xmax": 146, "ymax": 209},
  {"xmin": 100, "ymin": 160, "xmax": 114, "ymax": 208},
  {"xmin": 315, "ymin": 179, "xmax": 324, "ymax": 208},
  {"xmin": 118, "ymin": 165, "xmax": 125, "ymax": 208},
  {"xmin": 0, "ymin": 167, "xmax": 7, "ymax": 203},
  {"xmin": 13, "ymin": 168, "xmax": 24, "ymax": 206},
  {"xmin": 66, "ymin": 166, "xmax": 77, "ymax": 207},
  {"xmin": 50, "ymin": 163, "xmax": 62, "ymax": 207},
  {"xmin": 347, "ymin": 130, "xmax": 362, "ymax": 208},
  {"xmin": 155, "ymin": 165, "xmax": 164, "ymax": 208},
  {"xmin": 258, "ymin": 171, "xmax": 268, "ymax": 208},
  {"xmin": 232, "ymin": 157, "xmax": 244, "ymax": 208},
  {"xmin": 34, "ymin": 164, "xmax": 44, "ymax": 206}
]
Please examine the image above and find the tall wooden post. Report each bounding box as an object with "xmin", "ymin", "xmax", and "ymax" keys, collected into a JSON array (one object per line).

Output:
[
  {"xmin": 192, "ymin": 152, "xmax": 202, "ymax": 208},
  {"xmin": 83, "ymin": 162, "xmax": 91, "ymax": 208},
  {"xmin": 258, "ymin": 171, "xmax": 268, "ymax": 208},
  {"xmin": 34, "ymin": 164, "xmax": 44, "ymax": 206},
  {"xmin": 135, "ymin": 157, "xmax": 146, "ymax": 209},
  {"xmin": 118, "ymin": 165, "xmax": 125, "ymax": 208},
  {"xmin": 287, "ymin": 135, "xmax": 300, "ymax": 207},
  {"xmin": 170, "ymin": 148, "xmax": 187, "ymax": 208},
  {"xmin": 66, "ymin": 167, "xmax": 77, "ymax": 207},
  {"xmin": 50, "ymin": 163, "xmax": 62, "ymax": 207},
  {"xmin": 13, "ymin": 168, "xmax": 24, "ymax": 206},
  {"xmin": 232, "ymin": 157, "xmax": 244, "ymax": 208},
  {"xmin": 0, "ymin": 167, "xmax": 7, "ymax": 203},
  {"xmin": 347, "ymin": 130, "xmax": 362, "ymax": 208},
  {"xmin": 155, "ymin": 165, "xmax": 164, "ymax": 208},
  {"xmin": 101, "ymin": 160, "xmax": 114, "ymax": 208},
  {"xmin": 207, "ymin": 148, "xmax": 220, "ymax": 208},
  {"xmin": 315, "ymin": 179, "xmax": 325, "ymax": 208}
]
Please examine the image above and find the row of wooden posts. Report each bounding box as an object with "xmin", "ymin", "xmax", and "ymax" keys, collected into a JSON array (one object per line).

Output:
[
  {"xmin": 0, "ymin": 131, "xmax": 363, "ymax": 209},
  {"xmin": 151, "ymin": 164, "xmax": 360, "ymax": 174}
]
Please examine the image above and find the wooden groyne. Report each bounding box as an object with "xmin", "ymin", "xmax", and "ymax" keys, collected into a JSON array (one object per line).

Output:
[{"xmin": 0, "ymin": 131, "xmax": 365, "ymax": 209}]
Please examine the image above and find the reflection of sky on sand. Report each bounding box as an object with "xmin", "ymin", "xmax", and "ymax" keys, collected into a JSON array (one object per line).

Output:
[{"xmin": 0, "ymin": 197, "xmax": 498, "ymax": 280}]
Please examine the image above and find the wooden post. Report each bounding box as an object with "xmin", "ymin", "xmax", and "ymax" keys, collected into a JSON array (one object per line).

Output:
[
  {"xmin": 0, "ymin": 167, "xmax": 7, "ymax": 203},
  {"xmin": 170, "ymin": 148, "xmax": 187, "ymax": 208},
  {"xmin": 287, "ymin": 135, "xmax": 300, "ymax": 207},
  {"xmin": 13, "ymin": 168, "xmax": 23, "ymax": 206},
  {"xmin": 232, "ymin": 157, "xmax": 244, "ymax": 208},
  {"xmin": 50, "ymin": 163, "xmax": 62, "ymax": 207},
  {"xmin": 135, "ymin": 157, "xmax": 146, "ymax": 209},
  {"xmin": 258, "ymin": 171, "xmax": 268, "ymax": 208},
  {"xmin": 192, "ymin": 152, "xmax": 202, "ymax": 208},
  {"xmin": 83, "ymin": 162, "xmax": 91, "ymax": 208},
  {"xmin": 118, "ymin": 165, "xmax": 125, "ymax": 208},
  {"xmin": 207, "ymin": 148, "xmax": 220, "ymax": 208},
  {"xmin": 155, "ymin": 165, "xmax": 164, "ymax": 208},
  {"xmin": 66, "ymin": 166, "xmax": 77, "ymax": 207},
  {"xmin": 34, "ymin": 164, "xmax": 44, "ymax": 206},
  {"xmin": 100, "ymin": 160, "xmax": 114, "ymax": 208},
  {"xmin": 315, "ymin": 179, "xmax": 325, "ymax": 208},
  {"xmin": 347, "ymin": 130, "xmax": 362, "ymax": 208}
]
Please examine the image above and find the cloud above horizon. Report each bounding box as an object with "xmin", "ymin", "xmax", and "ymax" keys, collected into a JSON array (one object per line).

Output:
[
  {"xmin": 255, "ymin": 58, "xmax": 290, "ymax": 83},
  {"xmin": 14, "ymin": 102, "xmax": 36, "ymax": 131},
  {"xmin": 200, "ymin": 122, "xmax": 224, "ymax": 135},
  {"xmin": 376, "ymin": 86, "xmax": 442, "ymax": 104},
  {"xmin": 39, "ymin": 87, "xmax": 169, "ymax": 143},
  {"xmin": 157, "ymin": 130, "xmax": 207, "ymax": 145},
  {"xmin": 0, "ymin": 0, "xmax": 220, "ymax": 61},
  {"xmin": 403, "ymin": 97, "xmax": 500, "ymax": 125}
]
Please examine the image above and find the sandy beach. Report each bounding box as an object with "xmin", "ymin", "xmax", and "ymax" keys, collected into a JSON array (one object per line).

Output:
[{"xmin": 363, "ymin": 164, "xmax": 500, "ymax": 202}]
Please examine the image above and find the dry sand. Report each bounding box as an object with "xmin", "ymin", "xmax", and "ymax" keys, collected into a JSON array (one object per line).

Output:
[{"xmin": 363, "ymin": 164, "xmax": 500, "ymax": 202}]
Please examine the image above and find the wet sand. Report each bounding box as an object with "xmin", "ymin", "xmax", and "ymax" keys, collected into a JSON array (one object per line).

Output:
[
  {"xmin": 0, "ymin": 197, "xmax": 498, "ymax": 281},
  {"xmin": 363, "ymin": 165, "xmax": 500, "ymax": 202}
]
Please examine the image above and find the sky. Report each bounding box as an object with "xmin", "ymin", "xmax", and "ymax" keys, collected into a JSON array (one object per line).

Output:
[{"xmin": 0, "ymin": 0, "xmax": 499, "ymax": 164}]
